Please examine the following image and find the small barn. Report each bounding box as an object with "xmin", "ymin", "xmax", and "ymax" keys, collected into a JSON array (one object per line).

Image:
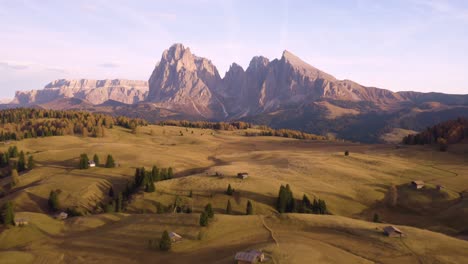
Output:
[
  {"xmin": 14, "ymin": 218, "xmax": 29, "ymax": 226},
  {"xmin": 234, "ymin": 250, "xmax": 265, "ymax": 264},
  {"xmin": 383, "ymin": 226, "xmax": 404, "ymax": 237},
  {"xmin": 436, "ymin": 185, "xmax": 444, "ymax": 191},
  {"xmin": 411, "ymin": 180, "xmax": 424, "ymax": 189},
  {"xmin": 55, "ymin": 212, "xmax": 68, "ymax": 220},
  {"xmin": 237, "ymin": 173, "xmax": 249, "ymax": 180},
  {"xmin": 88, "ymin": 161, "xmax": 96, "ymax": 167},
  {"xmin": 169, "ymin": 232, "xmax": 182, "ymax": 243}
]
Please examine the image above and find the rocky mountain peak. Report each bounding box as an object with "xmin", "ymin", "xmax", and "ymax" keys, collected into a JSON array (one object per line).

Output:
[
  {"xmin": 147, "ymin": 44, "xmax": 224, "ymax": 118},
  {"xmin": 247, "ymin": 56, "xmax": 270, "ymax": 72}
]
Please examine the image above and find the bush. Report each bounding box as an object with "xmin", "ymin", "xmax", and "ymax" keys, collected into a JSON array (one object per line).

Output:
[{"xmin": 344, "ymin": 150, "xmax": 349, "ymax": 156}]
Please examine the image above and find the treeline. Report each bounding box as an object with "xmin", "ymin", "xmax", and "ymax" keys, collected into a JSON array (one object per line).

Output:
[
  {"xmin": 277, "ymin": 184, "xmax": 328, "ymax": 214},
  {"xmin": 403, "ymin": 117, "xmax": 468, "ymax": 145},
  {"xmin": 158, "ymin": 120, "xmax": 252, "ymax": 130},
  {"xmin": 158, "ymin": 119, "xmax": 326, "ymax": 140},
  {"xmin": 0, "ymin": 108, "xmax": 147, "ymax": 142},
  {"xmin": 245, "ymin": 128, "xmax": 326, "ymax": 140}
]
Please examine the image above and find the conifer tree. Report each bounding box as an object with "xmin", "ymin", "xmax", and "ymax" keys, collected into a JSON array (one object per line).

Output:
[
  {"xmin": 145, "ymin": 181, "xmax": 156, "ymax": 193},
  {"xmin": 17, "ymin": 151, "xmax": 26, "ymax": 172},
  {"xmin": 10, "ymin": 169, "xmax": 19, "ymax": 188},
  {"xmin": 152, "ymin": 166, "xmax": 160, "ymax": 182},
  {"xmin": 160, "ymin": 168, "xmax": 168, "ymax": 180},
  {"xmin": 204, "ymin": 203, "xmax": 214, "ymax": 218},
  {"xmin": 48, "ymin": 190, "xmax": 60, "ymax": 212},
  {"xmin": 105, "ymin": 155, "xmax": 116, "ymax": 168},
  {"xmin": 318, "ymin": 199, "xmax": 327, "ymax": 214},
  {"xmin": 27, "ymin": 155, "xmax": 34, "ymax": 170},
  {"xmin": 1, "ymin": 201, "xmax": 15, "ymax": 226},
  {"xmin": 8, "ymin": 146, "xmax": 18, "ymax": 158},
  {"xmin": 277, "ymin": 184, "xmax": 295, "ymax": 213},
  {"xmin": 79, "ymin": 154, "xmax": 89, "ymax": 169},
  {"xmin": 188, "ymin": 190, "xmax": 193, "ymax": 198},
  {"xmin": 226, "ymin": 184, "xmax": 234, "ymax": 195},
  {"xmin": 199, "ymin": 211, "xmax": 209, "ymax": 226},
  {"xmin": 1, "ymin": 152, "xmax": 9, "ymax": 168},
  {"xmin": 226, "ymin": 200, "xmax": 232, "ymax": 214},
  {"xmin": 93, "ymin": 154, "xmax": 100, "ymax": 167},
  {"xmin": 246, "ymin": 200, "xmax": 253, "ymax": 215},
  {"xmin": 108, "ymin": 186, "xmax": 114, "ymax": 197},
  {"xmin": 159, "ymin": 230, "xmax": 172, "ymax": 251}
]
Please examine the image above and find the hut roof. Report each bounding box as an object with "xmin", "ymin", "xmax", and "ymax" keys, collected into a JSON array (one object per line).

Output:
[
  {"xmin": 235, "ymin": 250, "xmax": 263, "ymax": 262},
  {"xmin": 384, "ymin": 225, "xmax": 403, "ymax": 234},
  {"xmin": 169, "ymin": 232, "xmax": 182, "ymax": 240},
  {"xmin": 411, "ymin": 180, "xmax": 424, "ymax": 185}
]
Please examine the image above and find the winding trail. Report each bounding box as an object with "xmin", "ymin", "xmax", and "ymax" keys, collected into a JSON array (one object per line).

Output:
[{"xmin": 259, "ymin": 216, "xmax": 279, "ymax": 247}]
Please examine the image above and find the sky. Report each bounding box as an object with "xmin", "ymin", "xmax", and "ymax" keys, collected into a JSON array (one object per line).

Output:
[{"xmin": 1, "ymin": 0, "xmax": 468, "ymax": 99}]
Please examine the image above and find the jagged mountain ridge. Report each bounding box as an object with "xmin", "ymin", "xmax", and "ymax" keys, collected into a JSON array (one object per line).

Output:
[
  {"xmin": 146, "ymin": 44, "xmax": 414, "ymax": 119},
  {"xmin": 13, "ymin": 79, "xmax": 148, "ymax": 105}
]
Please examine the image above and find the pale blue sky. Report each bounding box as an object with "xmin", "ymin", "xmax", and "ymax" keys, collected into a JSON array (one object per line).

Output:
[{"xmin": 1, "ymin": 0, "xmax": 468, "ymax": 99}]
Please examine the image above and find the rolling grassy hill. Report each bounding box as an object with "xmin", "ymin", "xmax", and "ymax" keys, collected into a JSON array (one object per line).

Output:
[{"xmin": 0, "ymin": 124, "xmax": 468, "ymax": 263}]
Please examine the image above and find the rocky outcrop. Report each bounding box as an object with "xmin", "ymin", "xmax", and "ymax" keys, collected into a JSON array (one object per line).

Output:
[
  {"xmin": 13, "ymin": 79, "xmax": 148, "ymax": 105},
  {"xmin": 147, "ymin": 43, "xmax": 226, "ymax": 119}
]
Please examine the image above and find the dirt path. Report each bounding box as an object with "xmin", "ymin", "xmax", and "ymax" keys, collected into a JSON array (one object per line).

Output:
[{"xmin": 259, "ymin": 216, "xmax": 279, "ymax": 247}]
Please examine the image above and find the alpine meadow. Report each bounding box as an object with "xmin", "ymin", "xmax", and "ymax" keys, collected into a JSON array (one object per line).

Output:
[{"xmin": 1, "ymin": 1, "xmax": 468, "ymax": 264}]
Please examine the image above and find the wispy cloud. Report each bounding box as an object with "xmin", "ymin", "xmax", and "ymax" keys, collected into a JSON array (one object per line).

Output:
[
  {"xmin": 0, "ymin": 61, "xmax": 30, "ymax": 70},
  {"xmin": 98, "ymin": 62, "xmax": 120, "ymax": 68},
  {"xmin": 0, "ymin": 60, "xmax": 68, "ymax": 73}
]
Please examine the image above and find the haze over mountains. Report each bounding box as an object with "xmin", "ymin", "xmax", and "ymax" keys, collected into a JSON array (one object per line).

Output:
[{"xmin": 8, "ymin": 43, "xmax": 468, "ymax": 142}]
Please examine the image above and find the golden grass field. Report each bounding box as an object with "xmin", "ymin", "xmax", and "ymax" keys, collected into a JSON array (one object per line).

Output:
[{"xmin": 0, "ymin": 125, "xmax": 467, "ymax": 263}]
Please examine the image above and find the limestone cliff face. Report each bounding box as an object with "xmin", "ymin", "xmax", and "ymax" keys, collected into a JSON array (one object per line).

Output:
[
  {"xmin": 13, "ymin": 79, "xmax": 148, "ymax": 105},
  {"xmin": 147, "ymin": 43, "xmax": 225, "ymax": 118}
]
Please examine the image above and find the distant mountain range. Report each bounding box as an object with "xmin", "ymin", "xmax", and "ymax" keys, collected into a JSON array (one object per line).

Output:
[{"xmin": 6, "ymin": 43, "xmax": 468, "ymax": 142}]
